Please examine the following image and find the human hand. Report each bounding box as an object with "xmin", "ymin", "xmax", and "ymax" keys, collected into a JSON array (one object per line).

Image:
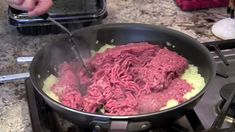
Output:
[{"xmin": 8, "ymin": 0, "xmax": 53, "ymax": 16}]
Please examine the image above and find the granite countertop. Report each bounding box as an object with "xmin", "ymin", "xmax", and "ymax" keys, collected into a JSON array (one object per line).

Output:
[{"xmin": 0, "ymin": 0, "xmax": 229, "ymax": 131}]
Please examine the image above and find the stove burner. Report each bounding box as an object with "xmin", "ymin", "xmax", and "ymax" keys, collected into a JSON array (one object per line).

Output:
[
  {"xmin": 218, "ymin": 83, "xmax": 235, "ymax": 120},
  {"xmin": 215, "ymin": 101, "xmax": 235, "ymax": 124},
  {"xmin": 220, "ymin": 83, "xmax": 235, "ymax": 105}
]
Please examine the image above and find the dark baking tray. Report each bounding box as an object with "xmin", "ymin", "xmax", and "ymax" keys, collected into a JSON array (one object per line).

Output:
[{"xmin": 8, "ymin": 0, "xmax": 107, "ymax": 35}]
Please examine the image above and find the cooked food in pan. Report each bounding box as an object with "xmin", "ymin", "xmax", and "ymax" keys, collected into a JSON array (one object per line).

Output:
[{"xmin": 42, "ymin": 42, "xmax": 205, "ymax": 115}]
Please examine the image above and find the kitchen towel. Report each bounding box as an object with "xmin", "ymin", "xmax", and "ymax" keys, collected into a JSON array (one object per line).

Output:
[{"xmin": 175, "ymin": 0, "xmax": 229, "ymax": 11}]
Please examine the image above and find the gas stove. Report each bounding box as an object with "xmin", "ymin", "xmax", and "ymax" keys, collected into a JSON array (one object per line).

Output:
[
  {"xmin": 192, "ymin": 40, "xmax": 235, "ymax": 131},
  {"xmin": 25, "ymin": 40, "xmax": 235, "ymax": 132}
]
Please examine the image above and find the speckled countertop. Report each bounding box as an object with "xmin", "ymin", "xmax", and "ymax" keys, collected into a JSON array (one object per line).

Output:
[{"xmin": 0, "ymin": 0, "xmax": 229, "ymax": 131}]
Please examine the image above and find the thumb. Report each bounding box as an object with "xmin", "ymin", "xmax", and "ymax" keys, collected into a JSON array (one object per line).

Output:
[{"xmin": 28, "ymin": 0, "xmax": 53, "ymax": 16}]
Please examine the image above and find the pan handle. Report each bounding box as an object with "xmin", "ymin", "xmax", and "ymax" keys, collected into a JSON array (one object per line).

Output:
[
  {"xmin": 90, "ymin": 120, "xmax": 151, "ymax": 131},
  {"xmin": 0, "ymin": 73, "xmax": 30, "ymax": 83},
  {"xmin": 127, "ymin": 121, "xmax": 151, "ymax": 131}
]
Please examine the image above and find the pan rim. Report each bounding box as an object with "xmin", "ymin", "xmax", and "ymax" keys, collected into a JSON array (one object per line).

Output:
[{"xmin": 30, "ymin": 23, "xmax": 216, "ymax": 119}]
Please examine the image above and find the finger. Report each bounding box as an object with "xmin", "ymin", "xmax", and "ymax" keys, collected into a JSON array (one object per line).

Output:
[
  {"xmin": 9, "ymin": 4, "xmax": 27, "ymax": 11},
  {"xmin": 9, "ymin": 0, "xmax": 36, "ymax": 11},
  {"xmin": 28, "ymin": 0, "xmax": 53, "ymax": 16},
  {"xmin": 7, "ymin": 0, "xmax": 24, "ymax": 5}
]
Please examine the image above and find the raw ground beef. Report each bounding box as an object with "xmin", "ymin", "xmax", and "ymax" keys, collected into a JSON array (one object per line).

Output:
[
  {"xmin": 51, "ymin": 42, "xmax": 193, "ymax": 115},
  {"xmin": 138, "ymin": 78, "xmax": 192, "ymax": 113},
  {"xmin": 51, "ymin": 63, "xmax": 83, "ymax": 110}
]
